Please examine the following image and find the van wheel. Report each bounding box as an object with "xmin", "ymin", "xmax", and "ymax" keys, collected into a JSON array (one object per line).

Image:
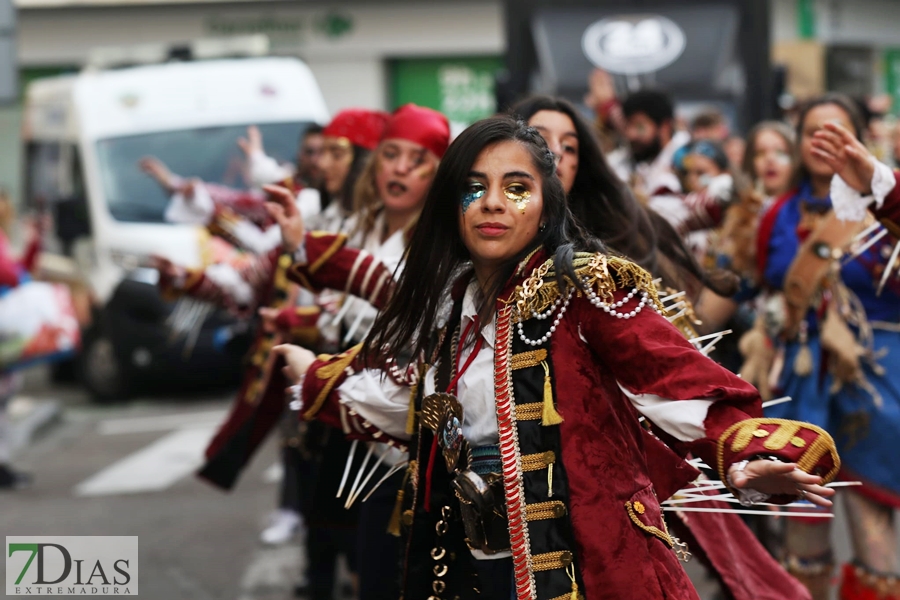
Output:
[{"xmin": 79, "ymin": 327, "xmax": 131, "ymax": 403}]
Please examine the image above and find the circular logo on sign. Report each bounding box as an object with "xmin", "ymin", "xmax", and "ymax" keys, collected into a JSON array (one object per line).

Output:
[{"xmin": 581, "ymin": 15, "xmax": 686, "ymax": 74}]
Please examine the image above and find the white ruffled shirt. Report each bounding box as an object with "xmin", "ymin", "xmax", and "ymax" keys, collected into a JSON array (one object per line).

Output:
[{"xmin": 830, "ymin": 157, "xmax": 897, "ymax": 222}]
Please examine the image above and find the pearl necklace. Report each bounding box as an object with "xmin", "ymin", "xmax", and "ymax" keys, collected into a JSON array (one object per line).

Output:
[
  {"xmin": 516, "ymin": 288, "xmax": 574, "ymax": 346},
  {"xmin": 583, "ymin": 277, "xmax": 658, "ymax": 319}
]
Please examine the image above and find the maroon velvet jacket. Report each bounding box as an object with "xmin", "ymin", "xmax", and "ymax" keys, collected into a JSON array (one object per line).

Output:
[{"xmin": 297, "ymin": 249, "xmax": 839, "ymax": 600}]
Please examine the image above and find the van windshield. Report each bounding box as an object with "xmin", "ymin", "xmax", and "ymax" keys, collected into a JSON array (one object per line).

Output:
[{"xmin": 95, "ymin": 121, "xmax": 313, "ymax": 223}]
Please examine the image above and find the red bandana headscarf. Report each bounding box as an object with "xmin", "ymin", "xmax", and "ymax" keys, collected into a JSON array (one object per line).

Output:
[
  {"xmin": 381, "ymin": 104, "xmax": 451, "ymax": 158},
  {"xmin": 322, "ymin": 109, "xmax": 390, "ymax": 151}
]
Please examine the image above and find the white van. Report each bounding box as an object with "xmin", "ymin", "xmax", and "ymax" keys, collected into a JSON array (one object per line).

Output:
[{"xmin": 23, "ymin": 55, "xmax": 329, "ymax": 400}]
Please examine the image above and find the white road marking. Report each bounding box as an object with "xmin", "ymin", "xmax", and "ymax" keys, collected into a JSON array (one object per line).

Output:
[
  {"xmin": 74, "ymin": 426, "xmax": 215, "ymax": 496},
  {"xmin": 97, "ymin": 410, "xmax": 226, "ymax": 435},
  {"xmin": 237, "ymin": 545, "xmax": 304, "ymax": 600}
]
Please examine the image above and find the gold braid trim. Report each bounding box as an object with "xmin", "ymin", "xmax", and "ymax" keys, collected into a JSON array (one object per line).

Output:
[
  {"xmin": 525, "ymin": 500, "xmax": 567, "ymax": 521},
  {"xmin": 625, "ymin": 501, "xmax": 673, "ymax": 548},
  {"xmin": 308, "ymin": 232, "xmax": 349, "ymax": 274},
  {"xmin": 514, "ymin": 402, "xmax": 544, "ymax": 421},
  {"xmin": 521, "ymin": 450, "xmax": 556, "ymax": 472},
  {"xmin": 532, "ymin": 550, "xmax": 574, "ymax": 572},
  {"xmin": 763, "ymin": 422, "xmax": 803, "ymax": 451},
  {"xmin": 513, "ymin": 252, "xmax": 663, "ymax": 318},
  {"xmin": 730, "ymin": 425, "xmax": 759, "ymax": 453},
  {"xmin": 797, "ymin": 434, "xmax": 840, "ymax": 476},
  {"xmin": 716, "ymin": 418, "xmax": 841, "ymax": 495},
  {"xmin": 302, "ymin": 343, "xmax": 362, "ymax": 420},
  {"xmin": 510, "ymin": 349, "xmax": 548, "ymax": 370},
  {"xmin": 550, "ymin": 594, "xmax": 584, "ymax": 600}
]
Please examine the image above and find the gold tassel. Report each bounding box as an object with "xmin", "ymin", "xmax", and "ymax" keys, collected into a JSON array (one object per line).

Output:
[
  {"xmin": 793, "ymin": 323, "xmax": 813, "ymax": 377},
  {"xmin": 541, "ymin": 361, "xmax": 564, "ymax": 426},
  {"xmin": 387, "ymin": 488, "xmax": 404, "ymax": 537},
  {"xmin": 566, "ymin": 563, "xmax": 579, "ymax": 600}
]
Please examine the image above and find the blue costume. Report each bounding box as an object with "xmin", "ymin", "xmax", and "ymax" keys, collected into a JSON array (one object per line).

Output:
[{"xmin": 759, "ymin": 182, "xmax": 900, "ymax": 506}]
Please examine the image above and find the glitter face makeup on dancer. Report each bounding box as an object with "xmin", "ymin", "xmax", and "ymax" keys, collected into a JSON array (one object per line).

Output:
[
  {"xmin": 504, "ymin": 185, "xmax": 531, "ymax": 214},
  {"xmin": 461, "ymin": 186, "xmax": 485, "ymax": 213}
]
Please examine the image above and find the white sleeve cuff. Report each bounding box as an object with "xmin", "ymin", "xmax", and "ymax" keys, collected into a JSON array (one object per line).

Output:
[
  {"xmin": 204, "ymin": 263, "xmax": 255, "ymax": 306},
  {"xmin": 831, "ymin": 157, "xmax": 896, "ymax": 222},
  {"xmin": 164, "ymin": 183, "xmax": 215, "ymax": 225},
  {"xmin": 617, "ymin": 382, "xmax": 712, "ymax": 442},
  {"xmin": 221, "ymin": 220, "xmax": 282, "ymax": 255},
  {"xmin": 249, "ymin": 150, "xmax": 294, "ymax": 187},
  {"xmin": 337, "ymin": 369, "xmax": 412, "ymax": 441}
]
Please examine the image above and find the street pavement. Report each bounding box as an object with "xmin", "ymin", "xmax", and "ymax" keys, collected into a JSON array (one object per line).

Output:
[
  {"xmin": 1, "ymin": 372, "xmax": 311, "ymax": 600},
  {"xmin": 1, "ymin": 370, "xmax": 894, "ymax": 600}
]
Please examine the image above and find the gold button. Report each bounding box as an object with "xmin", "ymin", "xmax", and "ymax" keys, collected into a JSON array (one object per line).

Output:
[
  {"xmin": 791, "ymin": 436, "xmax": 806, "ymax": 448},
  {"xmin": 633, "ymin": 501, "xmax": 646, "ymax": 515},
  {"xmin": 543, "ymin": 450, "xmax": 556, "ymax": 464},
  {"xmin": 553, "ymin": 503, "xmax": 567, "ymax": 518},
  {"xmin": 559, "ymin": 551, "xmax": 573, "ymax": 567},
  {"xmin": 753, "ymin": 429, "xmax": 770, "ymax": 438},
  {"xmin": 402, "ymin": 510, "xmax": 414, "ymax": 526}
]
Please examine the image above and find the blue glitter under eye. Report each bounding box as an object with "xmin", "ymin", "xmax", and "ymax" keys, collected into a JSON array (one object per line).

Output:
[{"xmin": 461, "ymin": 189, "xmax": 485, "ymax": 213}]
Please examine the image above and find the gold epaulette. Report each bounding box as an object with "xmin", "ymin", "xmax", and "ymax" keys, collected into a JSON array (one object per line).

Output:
[{"xmin": 513, "ymin": 252, "xmax": 663, "ymax": 317}]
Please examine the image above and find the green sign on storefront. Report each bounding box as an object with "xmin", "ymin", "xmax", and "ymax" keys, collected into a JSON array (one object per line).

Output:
[
  {"xmin": 390, "ymin": 56, "xmax": 503, "ymax": 134},
  {"xmin": 886, "ymin": 49, "xmax": 900, "ymax": 116}
]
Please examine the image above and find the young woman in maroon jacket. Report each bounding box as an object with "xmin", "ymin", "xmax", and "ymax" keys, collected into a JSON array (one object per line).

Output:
[{"xmin": 274, "ymin": 117, "xmax": 838, "ymax": 600}]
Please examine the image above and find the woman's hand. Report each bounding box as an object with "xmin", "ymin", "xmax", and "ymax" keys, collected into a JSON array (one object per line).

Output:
[
  {"xmin": 149, "ymin": 254, "xmax": 184, "ymax": 284},
  {"xmin": 729, "ymin": 460, "xmax": 835, "ymax": 508},
  {"xmin": 272, "ymin": 344, "xmax": 316, "ymax": 384},
  {"xmin": 139, "ymin": 156, "xmax": 180, "ymax": 193},
  {"xmin": 263, "ymin": 184, "xmax": 305, "ymax": 253},
  {"xmin": 811, "ymin": 122, "xmax": 875, "ymax": 194},
  {"xmin": 237, "ymin": 125, "xmax": 265, "ymax": 158}
]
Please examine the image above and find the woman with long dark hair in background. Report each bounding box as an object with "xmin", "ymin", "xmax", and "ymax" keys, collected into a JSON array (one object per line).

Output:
[{"xmin": 510, "ymin": 95, "xmax": 736, "ymax": 299}]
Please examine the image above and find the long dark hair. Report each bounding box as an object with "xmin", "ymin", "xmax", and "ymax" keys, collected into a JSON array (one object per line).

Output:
[
  {"xmin": 794, "ymin": 93, "xmax": 864, "ymax": 187},
  {"xmin": 510, "ymin": 95, "xmax": 736, "ymax": 296},
  {"xmin": 364, "ymin": 116, "xmax": 600, "ymax": 362},
  {"xmin": 319, "ymin": 145, "xmax": 372, "ymax": 214}
]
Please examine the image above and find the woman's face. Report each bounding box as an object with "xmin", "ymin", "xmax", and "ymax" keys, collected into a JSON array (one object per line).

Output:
[
  {"xmin": 752, "ymin": 129, "xmax": 793, "ymax": 196},
  {"xmin": 375, "ymin": 138, "xmax": 438, "ymax": 216},
  {"xmin": 683, "ymin": 153, "xmax": 725, "ymax": 193},
  {"xmin": 459, "ymin": 140, "xmax": 544, "ymax": 272},
  {"xmin": 528, "ymin": 110, "xmax": 579, "ymax": 194},
  {"xmin": 800, "ymin": 104, "xmax": 854, "ymax": 180},
  {"xmin": 318, "ymin": 135, "xmax": 354, "ymax": 195}
]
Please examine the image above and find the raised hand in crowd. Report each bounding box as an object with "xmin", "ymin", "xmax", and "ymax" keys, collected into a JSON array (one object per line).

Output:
[
  {"xmin": 811, "ymin": 121, "xmax": 875, "ymax": 194},
  {"xmin": 263, "ymin": 184, "xmax": 304, "ymax": 253},
  {"xmin": 140, "ymin": 156, "xmax": 204, "ymax": 198},
  {"xmin": 237, "ymin": 125, "xmax": 265, "ymax": 158}
]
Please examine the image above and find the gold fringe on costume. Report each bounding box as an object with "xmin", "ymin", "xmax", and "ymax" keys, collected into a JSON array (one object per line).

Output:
[{"xmin": 513, "ymin": 252, "xmax": 663, "ymax": 320}]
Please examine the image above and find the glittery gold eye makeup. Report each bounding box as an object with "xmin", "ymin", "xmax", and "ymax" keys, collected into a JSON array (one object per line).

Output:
[{"xmin": 504, "ymin": 184, "xmax": 531, "ymax": 214}]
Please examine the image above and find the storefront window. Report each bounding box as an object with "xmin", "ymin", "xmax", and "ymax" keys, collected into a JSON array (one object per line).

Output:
[{"xmin": 390, "ymin": 57, "xmax": 502, "ymax": 135}]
